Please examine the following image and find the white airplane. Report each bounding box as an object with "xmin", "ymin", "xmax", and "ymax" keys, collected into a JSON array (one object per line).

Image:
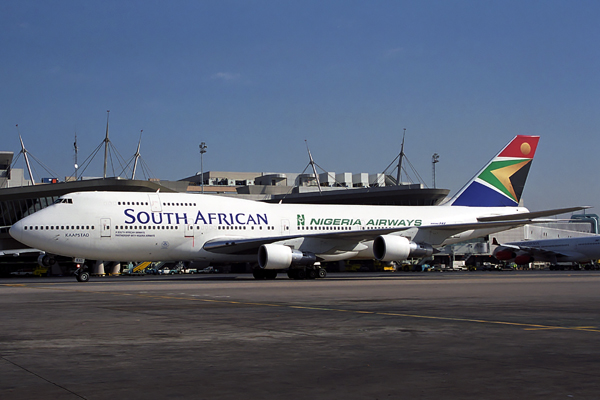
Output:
[
  {"xmin": 493, "ymin": 235, "xmax": 600, "ymax": 268},
  {"xmin": 9, "ymin": 135, "xmax": 585, "ymax": 282}
]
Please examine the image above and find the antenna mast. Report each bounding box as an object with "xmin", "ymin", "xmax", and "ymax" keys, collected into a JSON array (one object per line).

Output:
[
  {"xmin": 131, "ymin": 130, "xmax": 142, "ymax": 180},
  {"xmin": 16, "ymin": 125, "xmax": 35, "ymax": 185},
  {"xmin": 103, "ymin": 110, "xmax": 110, "ymax": 179},
  {"xmin": 305, "ymin": 140, "xmax": 322, "ymax": 194},
  {"xmin": 396, "ymin": 128, "xmax": 406, "ymax": 185}
]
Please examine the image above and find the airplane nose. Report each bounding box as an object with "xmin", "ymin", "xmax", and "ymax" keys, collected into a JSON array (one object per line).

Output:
[{"xmin": 9, "ymin": 221, "xmax": 23, "ymax": 242}]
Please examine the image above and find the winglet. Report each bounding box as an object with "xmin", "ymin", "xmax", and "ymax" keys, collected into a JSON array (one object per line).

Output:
[{"xmin": 447, "ymin": 135, "xmax": 540, "ymax": 207}]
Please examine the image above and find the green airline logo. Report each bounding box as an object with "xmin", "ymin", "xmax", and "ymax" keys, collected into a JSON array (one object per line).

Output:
[{"xmin": 297, "ymin": 214, "xmax": 421, "ymax": 227}]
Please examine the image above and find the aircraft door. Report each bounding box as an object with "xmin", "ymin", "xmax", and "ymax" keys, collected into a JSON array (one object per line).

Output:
[
  {"xmin": 281, "ymin": 219, "xmax": 290, "ymax": 235},
  {"xmin": 101, "ymin": 218, "xmax": 112, "ymax": 238},
  {"xmin": 148, "ymin": 194, "xmax": 162, "ymax": 212},
  {"xmin": 184, "ymin": 224, "xmax": 195, "ymax": 238}
]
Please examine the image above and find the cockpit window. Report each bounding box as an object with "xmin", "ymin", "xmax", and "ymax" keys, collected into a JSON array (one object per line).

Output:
[{"xmin": 54, "ymin": 198, "xmax": 73, "ymax": 204}]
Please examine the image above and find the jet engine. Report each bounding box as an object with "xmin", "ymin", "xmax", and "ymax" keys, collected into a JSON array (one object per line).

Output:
[
  {"xmin": 514, "ymin": 255, "xmax": 534, "ymax": 265},
  {"xmin": 258, "ymin": 244, "xmax": 317, "ymax": 270},
  {"xmin": 38, "ymin": 253, "xmax": 55, "ymax": 267},
  {"xmin": 373, "ymin": 235, "xmax": 433, "ymax": 262},
  {"xmin": 494, "ymin": 250, "xmax": 517, "ymax": 261}
]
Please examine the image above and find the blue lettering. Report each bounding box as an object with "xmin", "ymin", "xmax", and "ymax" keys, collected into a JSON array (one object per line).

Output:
[
  {"xmin": 164, "ymin": 212, "xmax": 174, "ymax": 224},
  {"xmin": 138, "ymin": 212, "xmax": 150, "ymax": 224},
  {"xmin": 208, "ymin": 213, "xmax": 217, "ymax": 224},
  {"xmin": 218, "ymin": 213, "xmax": 231, "ymax": 225},
  {"xmin": 176, "ymin": 213, "xmax": 188, "ymax": 224},
  {"xmin": 257, "ymin": 214, "xmax": 268, "ymax": 225},
  {"xmin": 152, "ymin": 213, "xmax": 163, "ymax": 224},
  {"xmin": 235, "ymin": 213, "xmax": 246, "ymax": 224},
  {"xmin": 124, "ymin": 209, "xmax": 135, "ymax": 224},
  {"xmin": 195, "ymin": 211, "xmax": 207, "ymax": 224}
]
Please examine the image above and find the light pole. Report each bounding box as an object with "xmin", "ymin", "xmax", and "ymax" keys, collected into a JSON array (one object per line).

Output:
[
  {"xmin": 199, "ymin": 142, "xmax": 207, "ymax": 193},
  {"xmin": 432, "ymin": 153, "xmax": 439, "ymax": 189}
]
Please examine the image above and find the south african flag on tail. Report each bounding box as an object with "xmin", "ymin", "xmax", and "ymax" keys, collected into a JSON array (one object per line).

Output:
[{"xmin": 447, "ymin": 135, "xmax": 540, "ymax": 207}]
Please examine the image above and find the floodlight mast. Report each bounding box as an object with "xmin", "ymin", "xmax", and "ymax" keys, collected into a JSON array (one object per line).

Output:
[
  {"xmin": 432, "ymin": 153, "xmax": 440, "ymax": 188},
  {"xmin": 199, "ymin": 142, "xmax": 207, "ymax": 193}
]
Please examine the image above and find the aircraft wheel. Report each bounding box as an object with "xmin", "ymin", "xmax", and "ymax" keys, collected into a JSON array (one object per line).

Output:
[
  {"xmin": 265, "ymin": 270, "xmax": 278, "ymax": 280},
  {"xmin": 295, "ymin": 269, "xmax": 307, "ymax": 280},
  {"xmin": 317, "ymin": 268, "xmax": 327, "ymax": 279},
  {"xmin": 287, "ymin": 269, "xmax": 296, "ymax": 279},
  {"xmin": 76, "ymin": 271, "xmax": 90, "ymax": 282},
  {"xmin": 252, "ymin": 269, "xmax": 266, "ymax": 280},
  {"xmin": 307, "ymin": 269, "xmax": 317, "ymax": 279}
]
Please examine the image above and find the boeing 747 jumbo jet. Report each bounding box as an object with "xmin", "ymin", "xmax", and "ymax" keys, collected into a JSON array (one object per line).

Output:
[
  {"xmin": 493, "ymin": 236, "xmax": 600, "ymax": 269},
  {"xmin": 9, "ymin": 135, "xmax": 586, "ymax": 282}
]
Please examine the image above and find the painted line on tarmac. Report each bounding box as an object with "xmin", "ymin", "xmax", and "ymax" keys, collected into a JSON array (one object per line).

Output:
[{"xmin": 6, "ymin": 283, "xmax": 600, "ymax": 334}]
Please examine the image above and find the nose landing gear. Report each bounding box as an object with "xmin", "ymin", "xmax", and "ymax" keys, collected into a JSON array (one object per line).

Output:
[{"xmin": 74, "ymin": 264, "xmax": 90, "ymax": 282}]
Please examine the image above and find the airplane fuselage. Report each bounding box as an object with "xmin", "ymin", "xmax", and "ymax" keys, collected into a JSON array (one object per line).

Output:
[
  {"xmin": 10, "ymin": 191, "xmax": 528, "ymax": 263},
  {"xmin": 498, "ymin": 236, "xmax": 600, "ymax": 264}
]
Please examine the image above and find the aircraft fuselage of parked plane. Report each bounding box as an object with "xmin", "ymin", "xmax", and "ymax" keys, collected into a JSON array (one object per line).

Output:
[
  {"xmin": 494, "ymin": 235, "xmax": 600, "ymax": 267},
  {"xmin": 9, "ymin": 135, "xmax": 586, "ymax": 281}
]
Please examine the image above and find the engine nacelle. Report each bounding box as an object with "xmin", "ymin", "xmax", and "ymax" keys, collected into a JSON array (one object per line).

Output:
[
  {"xmin": 258, "ymin": 244, "xmax": 317, "ymax": 270},
  {"xmin": 373, "ymin": 235, "xmax": 434, "ymax": 262},
  {"xmin": 38, "ymin": 253, "xmax": 55, "ymax": 267},
  {"xmin": 494, "ymin": 250, "xmax": 516, "ymax": 261},
  {"xmin": 514, "ymin": 255, "xmax": 534, "ymax": 265}
]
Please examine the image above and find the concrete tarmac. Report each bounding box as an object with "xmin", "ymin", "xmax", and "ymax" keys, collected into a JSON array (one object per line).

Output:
[{"xmin": 1, "ymin": 271, "xmax": 600, "ymax": 399}]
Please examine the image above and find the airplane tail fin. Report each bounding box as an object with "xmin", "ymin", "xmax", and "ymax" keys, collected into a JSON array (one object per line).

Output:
[{"xmin": 446, "ymin": 135, "xmax": 540, "ymax": 207}]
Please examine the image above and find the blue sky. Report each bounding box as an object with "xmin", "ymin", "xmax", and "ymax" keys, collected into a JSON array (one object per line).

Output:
[{"xmin": 2, "ymin": 0, "xmax": 599, "ymax": 213}]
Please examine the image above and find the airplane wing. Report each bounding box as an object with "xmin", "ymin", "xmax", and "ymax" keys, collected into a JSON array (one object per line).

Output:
[
  {"xmin": 496, "ymin": 243, "xmax": 575, "ymax": 260},
  {"xmin": 0, "ymin": 248, "xmax": 41, "ymax": 257},
  {"xmin": 477, "ymin": 206, "xmax": 590, "ymax": 222},
  {"xmin": 203, "ymin": 218, "xmax": 542, "ymax": 255},
  {"xmin": 493, "ymin": 237, "xmax": 574, "ymax": 259}
]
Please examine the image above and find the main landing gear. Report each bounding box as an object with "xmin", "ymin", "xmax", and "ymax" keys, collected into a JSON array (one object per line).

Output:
[
  {"xmin": 252, "ymin": 269, "xmax": 278, "ymax": 280},
  {"xmin": 287, "ymin": 267, "xmax": 327, "ymax": 280},
  {"xmin": 252, "ymin": 266, "xmax": 327, "ymax": 280}
]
